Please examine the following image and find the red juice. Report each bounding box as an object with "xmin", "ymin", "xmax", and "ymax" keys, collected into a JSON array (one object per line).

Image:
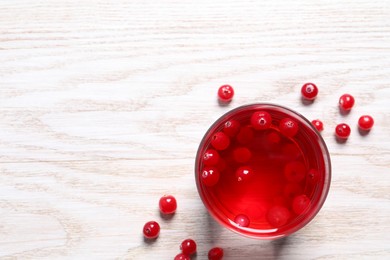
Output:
[{"xmin": 195, "ymin": 104, "xmax": 331, "ymax": 239}]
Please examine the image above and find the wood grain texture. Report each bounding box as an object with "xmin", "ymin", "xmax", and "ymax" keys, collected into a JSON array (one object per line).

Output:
[{"xmin": 1, "ymin": 0, "xmax": 389, "ymax": 259}]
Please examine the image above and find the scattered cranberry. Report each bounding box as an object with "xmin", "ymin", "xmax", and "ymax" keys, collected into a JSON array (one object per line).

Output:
[
  {"xmin": 211, "ymin": 132, "xmax": 230, "ymax": 150},
  {"xmin": 301, "ymin": 83, "xmax": 318, "ymax": 100},
  {"xmin": 174, "ymin": 253, "xmax": 190, "ymax": 260},
  {"xmin": 201, "ymin": 167, "xmax": 220, "ymax": 186},
  {"xmin": 279, "ymin": 118, "xmax": 299, "ymax": 137},
  {"xmin": 251, "ymin": 111, "xmax": 272, "ymax": 130},
  {"xmin": 223, "ymin": 119, "xmax": 240, "ymax": 137},
  {"xmin": 234, "ymin": 214, "xmax": 250, "ymax": 227},
  {"xmin": 284, "ymin": 161, "xmax": 306, "ymax": 183},
  {"xmin": 292, "ymin": 194, "xmax": 311, "ymax": 215},
  {"xmin": 236, "ymin": 125, "xmax": 255, "ymax": 145},
  {"xmin": 180, "ymin": 239, "xmax": 197, "ymax": 256},
  {"xmin": 208, "ymin": 247, "xmax": 224, "ymax": 260},
  {"xmin": 233, "ymin": 147, "xmax": 252, "ymax": 163},
  {"xmin": 335, "ymin": 123, "xmax": 351, "ymax": 139},
  {"xmin": 266, "ymin": 206, "xmax": 291, "ymax": 227},
  {"xmin": 159, "ymin": 195, "xmax": 177, "ymax": 215},
  {"xmin": 311, "ymin": 119, "xmax": 324, "ymax": 132},
  {"xmin": 143, "ymin": 221, "xmax": 160, "ymax": 239},
  {"xmin": 266, "ymin": 131, "xmax": 281, "ymax": 145},
  {"xmin": 358, "ymin": 115, "xmax": 374, "ymax": 130},
  {"xmin": 339, "ymin": 94, "xmax": 355, "ymax": 111},
  {"xmin": 235, "ymin": 166, "xmax": 253, "ymax": 182},
  {"xmin": 218, "ymin": 85, "xmax": 234, "ymax": 102},
  {"xmin": 203, "ymin": 149, "xmax": 220, "ymax": 166}
]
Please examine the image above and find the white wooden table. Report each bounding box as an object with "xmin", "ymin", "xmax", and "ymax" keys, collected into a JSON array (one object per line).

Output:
[{"xmin": 1, "ymin": 0, "xmax": 389, "ymax": 259}]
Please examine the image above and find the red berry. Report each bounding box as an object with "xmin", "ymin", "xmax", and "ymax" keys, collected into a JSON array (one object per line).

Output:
[
  {"xmin": 266, "ymin": 206, "xmax": 290, "ymax": 227},
  {"xmin": 251, "ymin": 111, "xmax": 272, "ymax": 130},
  {"xmin": 335, "ymin": 123, "xmax": 351, "ymax": 139},
  {"xmin": 159, "ymin": 195, "xmax": 177, "ymax": 215},
  {"xmin": 311, "ymin": 119, "xmax": 324, "ymax": 132},
  {"xmin": 292, "ymin": 194, "xmax": 311, "ymax": 215},
  {"xmin": 208, "ymin": 247, "xmax": 224, "ymax": 260},
  {"xmin": 203, "ymin": 149, "xmax": 220, "ymax": 166},
  {"xmin": 235, "ymin": 166, "xmax": 253, "ymax": 182},
  {"xmin": 266, "ymin": 131, "xmax": 281, "ymax": 145},
  {"xmin": 174, "ymin": 253, "xmax": 190, "ymax": 260},
  {"xmin": 284, "ymin": 161, "xmax": 306, "ymax": 183},
  {"xmin": 180, "ymin": 239, "xmax": 197, "ymax": 256},
  {"xmin": 339, "ymin": 94, "xmax": 355, "ymax": 111},
  {"xmin": 143, "ymin": 221, "xmax": 160, "ymax": 239},
  {"xmin": 234, "ymin": 214, "xmax": 250, "ymax": 227},
  {"xmin": 233, "ymin": 147, "xmax": 252, "ymax": 163},
  {"xmin": 284, "ymin": 182, "xmax": 304, "ymax": 200},
  {"xmin": 223, "ymin": 119, "xmax": 240, "ymax": 137},
  {"xmin": 201, "ymin": 167, "xmax": 220, "ymax": 186},
  {"xmin": 358, "ymin": 115, "xmax": 374, "ymax": 130},
  {"xmin": 211, "ymin": 132, "xmax": 230, "ymax": 150},
  {"xmin": 218, "ymin": 84, "xmax": 234, "ymax": 102},
  {"xmin": 236, "ymin": 125, "xmax": 255, "ymax": 145},
  {"xmin": 301, "ymin": 83, "xmax": 318, "ymax": 100},
  {"xmin": 279, "ymin": 118, "xmax": 299, "ymax": 137}
]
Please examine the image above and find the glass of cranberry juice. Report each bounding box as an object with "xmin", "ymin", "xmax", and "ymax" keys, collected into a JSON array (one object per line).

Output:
[{"xmin": 195, "ymin": 104, "xmax": 331, "ymax": 239}]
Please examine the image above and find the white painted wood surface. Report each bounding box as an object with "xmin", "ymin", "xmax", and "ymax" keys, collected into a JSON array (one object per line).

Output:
[{"xmin": 1, "ymin": 0, "xmax": 389, "ymax": 259}]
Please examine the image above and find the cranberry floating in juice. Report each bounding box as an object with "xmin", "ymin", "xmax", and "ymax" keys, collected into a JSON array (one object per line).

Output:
[{"xmin": 195, "ymin": 104, "xmax": 331, "ymax": 239}]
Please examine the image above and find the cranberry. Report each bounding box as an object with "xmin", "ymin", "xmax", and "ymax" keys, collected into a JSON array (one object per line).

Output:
[
  {"xmin": 203, "ymin": 149, "xmax": 220, "ymax": 166},
  {"xmin": 159, "ymin": 195, "xmax": 177, "ymax": 215},
  {"xmin": 180, "ymin": 239, "xmax": 197, "ymax": 256},
  {"xmin": 174, "ymin": 253, "xmax": 190, "ymax": 260},
  {"xmin": 292, "ymin": 194, "xmax": 311, "ymax": 215},
  {"xmin": 233, "ymin": 147, "xmax": 252, "ymax": 163},
  {"xmin": 211, "ymin": 132, "xmax": 230, "ymax": 150},
  {"xmin": 208, "ymin": 247, "xmax": 224, "ymax": 260},
  {"xmin": 251, "ymin": 111, "xmax": 272, "ymax": 130},
  {"xmin": 284, "ymin": 183, "xmax": 304, "ymax": 200},
  {"xmin": 301, "ymin": 83, "xmax": 318, "ymax": 100},
  {"xmin": 339, "ymin": 94, "xmax": 355, "ymax": 111},
  {"xmin": 266, "ymin": 131, "xmax": 281, "ymax": 145},
  {"xmin": 235, "ymin": 166, "xmax": 253, "ymax": 182},
  {"xmin": 335, "ymin": 123, "xmax": 351, "ymax": 139},
  {"xmin": 266, "ymin": 206, "xmax": 290, "ymax": 227},
  {"xmin": 201, "ymin": 167, "xmax": 220, "ymax": 186},
  {"xmin": 284, "ymin": 161, "xmax": 306, "ymax": 183},
  {"xmin": 358, "ymin": 115, "xmax": 374, "ymax": 130},
  {"xmin": 236, "ymin": 125, "xmax": 255, "ymax": 145},
  {"xmin": 234, "ymin": 214, "xmax": 250, "ymax": 227},
  {"xmin": 218, "ymin": 84, "xmax": 234, "ymax": 102},
  {"xmin": 311, "ymin": 119, "xmax": 324, "ymax": 132},
  {"xmin": 143, "ymin": 221, "xmax": 160, "ymax": 239},
  {"xmin": 223, "ymin": 119, "xmax": 240, "ymax": 137},
  {"xmin": 279, "ymin": 118, "xmax": 299, "ymax": 137}
]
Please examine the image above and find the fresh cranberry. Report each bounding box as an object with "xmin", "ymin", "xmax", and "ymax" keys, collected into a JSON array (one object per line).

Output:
[
  {"xmin": 335, "ymin": 123, "xmax": 351, "ymax": 139},
  {"xmin": 223, "ymin": 119, "xmax": 240, "ymax": 137},
  {"xmin": 251, "ymin": 111, "xmax": 272, "ymax": 130},
  {"xmin": 208, "ymin": 247, "xmax": 224, "ymax": 260},
  {"xmin": 180, "ymin": 239, "xmax": 197, "ymax": 256},
  {"xmin": 266, "ymin": 206, "xmax": 290, "ymax": 227},
  {"xmin": 203, "ymin": 149, "xmax": 220, "ymax": 166},
  {"xmin": 236, "ymin": 125, "xmax": 255, "ymax": 145},
  {"xmin": 218, "ymin": 85, "xmax": 234, "ymax": 102},
  {"xmin": 339, "ymin": 94, "xmax": 355, "ymax": 111},
  {"xmin": 301, "ymin": 83, "xmax": 318, "ymax": 100},
  {"xmin": 143, "ymin": 221, "xmax": 160, "ymax": 239},
  {"xmin": 292, "ymin": 194, "xmax": 311, "ymax": 215},
  {"xmin": 211, "ymin": 132, "xmax": 230, "ymax": 150},
  {"xmin": 284, "ymin": 161, "xmax": 306, "ymax": 183},
  {"xmin": 311, "ymin": 119, "xmax": 324, "ymax": 132},
  {"xmin": 233, "ymin": 147, "xmax": 252, "ymax": 163},
  {"xmin": 358, "ymin": 115, "xmax": 374, "ymax": 130},
  {"xmin": 235, "ymin": 166, "xmax": 253, "ymax": 182},
  {"xmin": 279, "ymin": 118, "xmax": 299, "ymax": 137},
  {"xmin": 234, "ymin": 214, "xmax": 250, "ymax": 227},
  {"xmin": 174, "ymin": 253, "xmax": 190, "ymax": 260},
  {"xmin": 201, "ymin": 167, "xmax": 220, "ymax": 186},
  {"xmin": 266, "ymin": 131, "xmax": 281, "ymax": 145},
  {"xmin": 159, "ymin": 195, "xmax": 177, "ymax": 215}
]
